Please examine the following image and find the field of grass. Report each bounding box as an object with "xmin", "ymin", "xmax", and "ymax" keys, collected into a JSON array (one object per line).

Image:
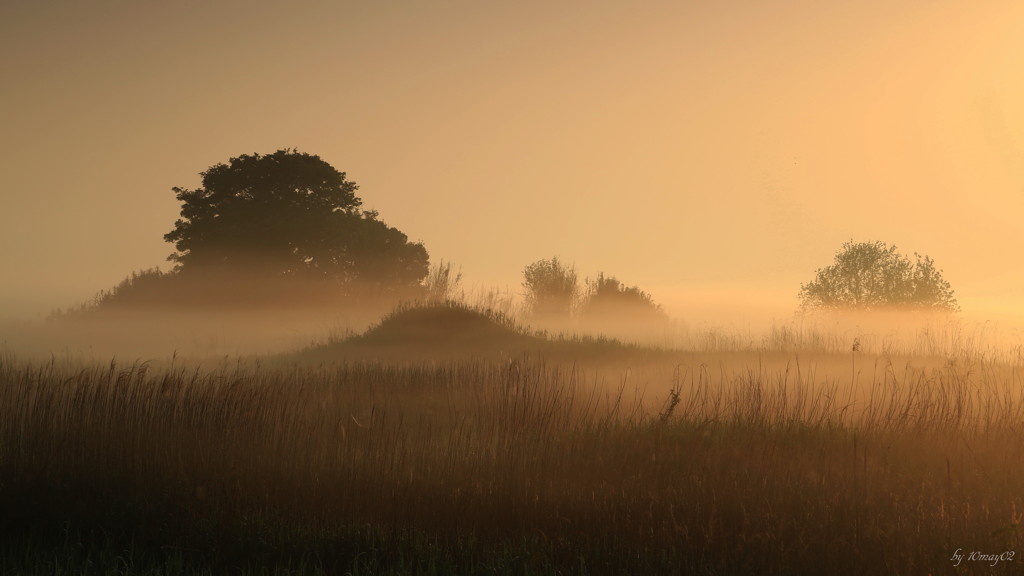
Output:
[{"xmin": 2, "ymin": 303, "xmax": 1024, "ymax": 574}]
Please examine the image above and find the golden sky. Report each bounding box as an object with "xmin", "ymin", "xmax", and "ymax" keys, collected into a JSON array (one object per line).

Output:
[{"xmin": 3, "ymin": 0, "xmax": 1024, "ymax": 323}]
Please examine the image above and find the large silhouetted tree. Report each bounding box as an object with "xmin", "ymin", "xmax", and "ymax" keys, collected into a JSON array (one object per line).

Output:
[
  {"xmin": 164, "ymin": 150, "xmax": 428, "ymax": 291},
  {"xmin": 799, "ymin": 240, "xmax": 958, "ymax": 312}
]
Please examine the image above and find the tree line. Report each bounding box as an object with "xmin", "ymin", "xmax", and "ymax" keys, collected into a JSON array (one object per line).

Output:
[{"xmin": 78, "ymin": 149, "xmax": 959, "ymax": 317}]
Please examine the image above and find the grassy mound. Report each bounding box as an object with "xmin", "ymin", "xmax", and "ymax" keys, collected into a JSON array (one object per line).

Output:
[
  {"xmin": 298, "ymin": 300, "xmax": 540, "ymax": 361},
  {"xmin": 294, "ymin": 300, "xmax": 667, "ymax": 363},
  {"xmin": 359, "ymin": 300, "xmax": 529, "ymax": 345}
]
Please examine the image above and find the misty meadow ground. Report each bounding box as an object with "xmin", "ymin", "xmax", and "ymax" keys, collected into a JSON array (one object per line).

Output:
[{"xmin": 2, "ymin": 310, "xmax": 1024, "ymax": 575}]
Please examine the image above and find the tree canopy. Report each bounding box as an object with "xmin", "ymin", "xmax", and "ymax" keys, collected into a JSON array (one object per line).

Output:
[
  {"xmin": 164, "ymin": 150, "xmax": 428, "ymax": 291},
  {"xmin": 798, "ymin": 240, "xmax": 958, "ymax": 312}
]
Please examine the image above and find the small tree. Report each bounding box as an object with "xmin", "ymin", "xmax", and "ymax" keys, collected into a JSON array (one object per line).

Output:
[
  {"xmin": 799, "ymin": 240, "xmax": 958, "ymax": 311},
  {"xmin": 582, "ymin": 273, "xmax": 667, "ymax": 324},
  {"xmin": 522, "ymin": 257, "xmax": 580, "ymax": 318}
]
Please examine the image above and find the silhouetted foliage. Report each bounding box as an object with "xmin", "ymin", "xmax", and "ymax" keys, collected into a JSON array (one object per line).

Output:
[
  {"xmin": 522, "ymin": 257, "xmax": 580, "ymax": 318},
  {"xmin": 582, "ymin": 273, "xmax": 667, "ymax": 324},
  {"xmin": 165, "ymin": 149, "xmax": 429, "ymax": 291},
  {"xmin": 92, "ymin": 268, "xmax": 170, "ymax": 307},
  {"xmin": 799, "ymin": 240, "xmax": 958, "ymax": 312},
  {"xmin": 77, "ymin": 266, "xmax": 358, "ymax": 311},
  {"xmin": 49, "ymin": 268, "xmax": 174, "ymax": 318}
]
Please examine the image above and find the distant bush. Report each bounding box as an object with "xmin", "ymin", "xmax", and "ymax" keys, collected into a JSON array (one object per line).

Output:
[
  {"xmin": 522, "ymin": 257, "xmax": 580, "ymax": 319},
  {"xmin": 92, "ymin": 268, "xmax": 172, "ymax": 307},
  {"xmin": 582, "ymin": 273, "xmax": 666, "ymax": 322},
  {"xmin": 577, "ymin": 273, "xmax": 669, "ymax": 341}
]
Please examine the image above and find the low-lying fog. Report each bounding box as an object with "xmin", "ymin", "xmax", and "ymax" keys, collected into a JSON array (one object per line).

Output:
[{"xmin": 3, "ymin": 286, "xmax": 1022, "ymax": 363}]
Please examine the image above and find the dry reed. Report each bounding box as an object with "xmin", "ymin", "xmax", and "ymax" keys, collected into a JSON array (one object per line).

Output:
[{"xmin": 1, "ymin": 344, "xmax": 1023, "ymax": 574}]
